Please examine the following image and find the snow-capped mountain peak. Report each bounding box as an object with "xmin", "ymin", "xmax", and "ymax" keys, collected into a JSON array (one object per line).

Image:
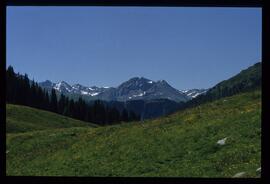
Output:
[{"xmin": 54, "ymin": 81, "xmax": 72, "ymax": 93}]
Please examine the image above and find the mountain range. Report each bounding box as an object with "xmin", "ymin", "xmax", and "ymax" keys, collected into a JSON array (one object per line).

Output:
[
  {"xmin": 38, "ymin": 62, "xmax": 261, "ymax": 119},
  {"xmin": 39, "ymin": 77, "xmax": 207, "ymax": 103}
]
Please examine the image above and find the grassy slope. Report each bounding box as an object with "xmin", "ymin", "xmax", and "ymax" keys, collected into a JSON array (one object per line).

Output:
[
  {"xmin": 6, "ymin": 90, "xmax": 261, "ymax": 177},
  {"xmin": 6, "ymin": 104, "xmax": 97, "ymax": 133}
]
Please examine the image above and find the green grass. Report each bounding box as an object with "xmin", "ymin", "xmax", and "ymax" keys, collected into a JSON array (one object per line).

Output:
[
  {"xmin": 6, "ymin": 104, "xmax": 97, "ymax": 133},
  {"xmin": 6, "ymin": 90, "xmax": 261, "ymax": 177}
]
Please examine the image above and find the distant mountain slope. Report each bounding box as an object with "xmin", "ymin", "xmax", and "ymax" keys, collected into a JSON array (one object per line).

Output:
[
  {"xmin": 185, "ymin": 62, "xmax": 261, "ymax": 108},
  {"xmin": 6, "ymin": 90, "xmax": 261, "ymax": 177},
  {"xmin": 109, "ymin": 77, "xmax": 189, "ymax": 102},
  {"xmin": 6, "ymin": 104, "xmax": 97, "ymax": 133}
]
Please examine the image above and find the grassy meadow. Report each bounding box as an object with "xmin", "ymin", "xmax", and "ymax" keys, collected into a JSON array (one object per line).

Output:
[{"xmin": 6, "ymin": 90, "xmax": 261, "ymax": 177}]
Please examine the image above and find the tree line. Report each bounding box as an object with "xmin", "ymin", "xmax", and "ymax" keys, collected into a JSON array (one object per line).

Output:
[{"xmin": 6, "ymin": 66, "xmax": 140, "ymax": 125}]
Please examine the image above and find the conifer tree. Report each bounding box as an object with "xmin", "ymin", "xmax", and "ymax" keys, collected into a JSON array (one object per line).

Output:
[
  {"xmin": 58, "ymin": 94, "xmax": 66, "ymax": 114},
  {"xmin": 50, "ymin": 89, "xmax": 58, "ymax": 113},
  {"xmin": 121, "ymin": 109, "xmax": 129, "ymax": 122}
]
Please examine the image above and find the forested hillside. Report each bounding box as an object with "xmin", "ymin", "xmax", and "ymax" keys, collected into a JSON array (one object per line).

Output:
[
  {"xmin": 184, "ymin": 62, "xmax": 261, "ymax": 109},
  {"xmin": 6, "ymin": 66, "xmax": 140, "ymax": 125}
]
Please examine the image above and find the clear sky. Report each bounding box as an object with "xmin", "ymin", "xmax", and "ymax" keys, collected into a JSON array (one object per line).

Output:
[{"xmin": 7, "ymin": 6, "xmax": 261, "ymax": 89}]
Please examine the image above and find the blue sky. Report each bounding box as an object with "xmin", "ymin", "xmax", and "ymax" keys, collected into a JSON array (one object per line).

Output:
[{"xmin": 7, "ymin": 7, "xmax": 261, "ymax": 89}]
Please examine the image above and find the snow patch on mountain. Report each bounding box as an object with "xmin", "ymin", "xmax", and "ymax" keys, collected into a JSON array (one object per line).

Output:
[
  {"xmin": 192, "ymin": 93, "xmax": 200, "ymax": 98},
  {"xmin": 90, "ymin": 92, "xmax": 99, "ymax": 96},
  {"xmin": 54, "ymin": 83, "xmax": 61, "ymax": 91},
  {"xmin": 128, "ymin": 91, "xmax": 146, "ymax": 99},
  {"xmin": 180, "ymin": 89, "xmax": 208, "ymax": 99},
  {"xmin": 81, "ymin": 91, "xmax": 88, "ymax": 95}
]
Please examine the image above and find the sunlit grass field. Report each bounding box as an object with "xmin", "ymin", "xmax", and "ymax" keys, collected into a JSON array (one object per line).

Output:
[{"xmin": 6, "ymin": 90, "xmax": 261, "ymax": 177}]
